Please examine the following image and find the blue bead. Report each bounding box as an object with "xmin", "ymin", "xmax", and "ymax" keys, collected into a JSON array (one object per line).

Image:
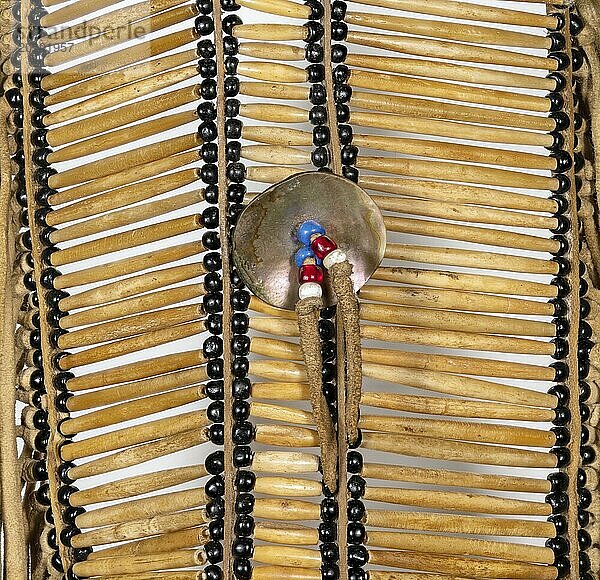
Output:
[
  {"xmin": 297, "ymin": 220, "xmax": 325, "ymax": 245},
  {"xmin": 295, "ymin": 247, "xmax": 315, "ymax": 268}
]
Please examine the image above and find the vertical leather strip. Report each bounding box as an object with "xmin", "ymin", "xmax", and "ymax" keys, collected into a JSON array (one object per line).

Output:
[
  {"xmin": 554, "ymin": 6, "xmax": 583, "ymax": 579},
  {"xmin": 20, "ymin": 1, "xmax": 74, "ymax": 571},
  {"xmin": 212, "ymin": 2, "xmax": 235, "ymax": 578}
]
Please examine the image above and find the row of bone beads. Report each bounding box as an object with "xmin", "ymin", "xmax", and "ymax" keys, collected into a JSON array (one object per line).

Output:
[
  {"xmin": 337, "ymin": 0, "xmax": 578, "ymax": 578},
  {"xmin": 25, "ymin": 0, "xmax": 211, "ymax": 575}
]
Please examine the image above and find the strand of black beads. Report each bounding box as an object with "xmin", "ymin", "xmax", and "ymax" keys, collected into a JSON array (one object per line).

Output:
[
  {"xmin": 569, "ymin": 11, "xmax": 595, "ymax": 578},
  {"xmin": 217, "ymin": 4, "xmax": 256, "ymax": 580},
  {"xmin": 325, "ymin": 4, "xmax": 366, "ymax": 579},
  {"xmin": 23, "ymin": 3, "xmax": 90, "ymax": 576},
  {"xmin": 197, "ymin": 3, "xmax": 227, "ymax": 580},
  {"xmin": 329, "ymin": 1, "xmax": 357, "ymax": 184}
]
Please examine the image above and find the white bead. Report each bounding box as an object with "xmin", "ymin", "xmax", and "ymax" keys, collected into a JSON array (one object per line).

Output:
[
  {"xmin": 299, "ymin": 282, "xmax": 322, "ymax": 300},
  {"xmin": 323, "ymin": 249, "xmax": 347, "ymax": 269}
]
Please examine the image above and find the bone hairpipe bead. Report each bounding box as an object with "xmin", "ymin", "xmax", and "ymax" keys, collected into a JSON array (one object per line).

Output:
[
  {"xmin": 66, "ymin": 349, "xmax": 206, "ymax": 392},
  {"xmin": 48, "ymin": 171, "xmax": 200, "ymax": 227},
  {"xmin": 67, "ymin": 429, "xmax": 209, "ymax": 480},
  {"xmin": 41, "ymin": 29, "xmax": 199, "ymax": 92},
  {"xmin": 350, "ymin": 0, "xmax": 559, "ymax": 29},
  {"xmin": 237, "ymin": 0, "xmax": 311, "ymax": 19},
  {"xmin": 45, "ymin": 49, "xmax": 197, "ymax": 107},
  {"xmin": 60, "ymin": 284, "xmax": 205, "ymax": 331},
  {"xmin": 69, "ymin": 464, "xmax": 208, "ymax": 506},
  {"xmin": 49, "ymin": 150, "xmax": 200, "ymax": 207},
  {"xmin": 66, "ymin": 366, "xmax": 209, "ymax": 412},
  {"xmin": 50, "ymin": 190, "xmax": 204, "ymax": 245}
]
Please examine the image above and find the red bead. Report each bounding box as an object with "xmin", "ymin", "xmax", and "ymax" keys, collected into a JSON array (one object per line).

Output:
[
  {"xmin": 311, "ymin": 235, "xmax": 337, "ymax": 260},
  {"xmin": 299, "ymin": 264, "xmax": 324, "ymax": 284}
]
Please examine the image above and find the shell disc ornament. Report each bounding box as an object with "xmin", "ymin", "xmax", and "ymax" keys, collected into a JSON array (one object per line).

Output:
[{"xmin": 232, "ymin": 172, "xmax": 386, "ymax": 310}]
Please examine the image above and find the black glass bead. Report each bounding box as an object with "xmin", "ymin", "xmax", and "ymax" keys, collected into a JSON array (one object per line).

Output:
[
  {"xmin": 549, "ymin": 514, "xmax": 567, "ymax": 536},
  {"xmin": 233, "ymin": 445, "xmax": 252, "ymax": 467},
  {"xmin": 232, "ymin": 356, "xmax": 249, "ymax": 378},
  {"xmin": 574, "ymin": 112, "xmax": 584, "ymax": 132},
  {"xmin": 195, "ymin": 14, "xmax": 214, "ymax": 35},
  {"xmin": 31, "ymin": 128, "xmax": 48, "ymax": 148},
  {"xmin": 548, "ymin": 471, "xmax": 569, "ymax": 492},
  {"xmin": 319, "ymin": 522, "xmax": 336, "ymax": 543},
  {"xmin": 554, "ymin": 556, "xmax": 570, "ymax": 578},
  {"xmin": 204, "ymin": 565, "xmax": 223, "ymax": 580},
  {"xmin": 233, "ymin": 378, "xmax": 251, "ymax": 400},
  {"xmin": 321, "ymin": 565, "xmax": 339, "ymax": 580},
  {"xmin": 226, "ymin": 141, "xmax": 242, "ymax": 162},
  {"xmin": 348, "ymin": 475, "xmax": 366, "ymax": 498},
  {"xmin": 546, "ymin": 536, "xmax": 569, "ymax": 558},
  {"xmin": 581, "ymin": 403, "xmax": 591, "ymax": 424},
  {"xmin": 233, "ymin": 400, "xmax": 250, "ymax": 421},
  {"xmin": 223, "ymin": 34, "xmax": 239, "ymax": 55},
  {"xmin": 204, "ymin": 273, "xmax": 223, "ymax": 294},
  {"xmin": 203, "ymin": 335, "xmax": 224, "ymax": 359},
  {"xmin": 225, "ymin": 119, "xmax": 243, "ymax": 141},
  {"xmin": 30, "ymin": 329, "xmax": 41, "ymax": 349},
  {"xmin": 36, "ymin": 483, "xmax": 52, "ymax": 506},
  {"xmin": 348, "ymin": 522, "xmax": 366, "ymax": 544},
  {"xmin": 580, "ymin": 552, "xmax": 591, "ymax": 572},
  {"xmin": 549, "ymin": 51, "xmax": 569, "ymax": 71},
  {"xmin": 235, "ymin": 470, "xmax": 256, "ymax": 493},
  {"xmin": 321, "ymin": 498, "xmax": 339, "ymax": 522},
  {"xmin": 320, "ymin": 363, "xmax": 335, "ymax": 383},
  {"xmin": 5, "ymin": 87, "xmax": 22, "ymax": 108},
  {"xmin": 224, "ymin": 77, "xmax": 240, "ymax": 97},
  {"xmin": 321, "ymin": 341, "xmax": 336, "ymax": 363},
  {"xmin": 312, "ymin": 125, "xmax": 330, "ymax": 147},
  {"xmin": 335, "ymin": 84, "xmax": 352, "ymax": 104},
  {"xmin": 341, "ymin": 145, "xmax": 358, "ymax": 165},
  {"xmin": 207, "ymin": 400, "xmax": 225, "ymax": 423},
  {"xmin": 331, "ymin": 20, "xmax": 348, "ymax": 41},
  {"xmin": 548, "ymin": 32, "xmax": 565, "ymax": 52},
  {"xmin": 204, "ymin": 540, "xmax": 223, "ymax": 564},
  {"xmin": 582, "ymin": 445, "xmax": 596, "ymax": 465},
  {"xmin": 309, "ymin": 105, "xmax": 327, "ymax": 125},
  {"xmin": 233, "ymin": 537, "xmax": 253, "ymax": 559},
  {"xmin": 197, "ymin": 103, "xmax": 217, "ymax": 124},
  {"xmin": 347, "ymin": 499, "xmax": 366, "ymax": 523},
  {"xmin": 196, "ymin": 0, "xmax": 212, "ymax": 13},
  {"xmin": 310, "ymin": 84, "xmax": 327, "ymax": 105},
  {"xmin": 321, "ymin": 543, "xmax": 339, "ymax": 564},
  {"xmin": 29, "ymin": 88, "xmax": 48, "ymax": 110},
  {"xmin": 551, "ymin": 337, "xmax": 569, "ymax": 360},
  {"xmin": 347, "ymin": 451, "xmax": 363, "ymax": 474},
  {"xmin": 31, "ymin": 409, "xmax": 48, "ymax": 430},
  {"xmin": 226, "ymin": 162, "xmax": 245, "ymax": 183},
  {"xmin": 232, "ymin": 312, "xmax": 249, "ymax": 334},
  {"xmin": 223, "ymin": 14, "xmax": 242, "ymax": 35},
  {"xmin": 228, "ymin": 184, "xmax": 246, "ymax": 205},
  {"xmin": 551, "ymin": 112, "xmax": 570, "ymax": 134},
  {"xmin": 233, "ymin": 421, "xmax": 255, "ymax": 445},
  {"xmin": 307, "ymin": 63, "xmax": 325, "ymax": 83},
  {"xmin": 45, "ymin": 508, "xmax": 54, "ymax": 525},
  {"xmin": 57, "ymin": 485, "xmax": 78, "ymax": 505},
  {"xmin": 546, "ymin": 490, "xmax": 569, "ymax": 513},
  {"xmin": 348, "ymin": 545, "xmax": 369, "ymax": 568},
  {"xmin": 581, "ymin": 297, "xmax": 591, "ymax": 318},
  {"xmin": 232, "ymin": 335, "xmax": 250, "ymax": 356},
  {"xmin": 50, "ymin": 552, "xmax": 64, "ymax": 573},
  {"xmin": 203, "ymin": 252, "xmax": 222, "ymax": 272},
  {"xmin": 209, "ymin": 424, "xmax": 225, "ymax": 445},
  {"xmin": 551, "ymin": 150, "xmax": 572, "ymax": 174},
  {"xmin": 202, "ymin": 206, "xmax": 220, "ymax": 231},
  {"xmin": 548, "ymin": 384, "xmax": 569, "ymax": 406},
  {"xmin": 336, "ymin": 105, "xmax": 350, "ymax": 124},
  {"xmin": 206, "ymin": 451, "xmax": 225, "ymax": 475},
  {"xmin": 579, "ymin": 487, "xmax": 592, "ymax": 510},
  {"xmin": 579, "ymin": 529, "xmax": 592, "ymax": 550},
  {"xmin": 553, "ymin": 403, "xmax": 571, "ymax": 425},
  {"xmin": 209, "ymin": 518, "xmax": 224, "ymax": 541},
  {"xmin": 55, "ymin": 391, "xmax": 73, "ymax": 414},
  {"xmin": 199, "ymin": 122, "xmax": 218, "ymax": 144},
  {"xmin": 200, "ymin": 79, "xmax": 218, "ymax": 101},
  {"xmin": 32, "ymin": 460, "xmax": 48, "ymax": 481},
  {"xmin": 31, "ymin": 109, "xmax": 49, "ymax": 129},
  {"xmin": 207, "ymin": 361, "xmax": 224, "ymax": 381},
  {"xmin": 318, "ymin": 319, "xmax": 335, "ymax": 340},
  {"xmin": 235, "ymin": 514, "xmax": 255, "ymax": 536},
  {"xmin": 580, "ymin": 380, "xmax": 591, "ymax": 402},
  {"xmin": 235, "ymin": 493, "xmax": 255, "ymax": 515},
  {"xmin": 232, "ymin": 290, "xmax": 250, "ymax": 310},
  {"xmin": 331, "ymin": 43, "xmax": 348, "ymax": 64},
  {"xmin": 572, "ymin": 48, "xmax": 583, "ymax": 72},
  {"xmin": 305, "ymin": 20, "xmax": 324, "ymax": 42},
  {"xmin": 233, "ymin": 558, "xmax": 252, "ymax": 579},
  {"xmin": 203, "ymin": 232, "xmax": 221, "ymax": 254},
  {"xmin": 304, "ymin": 0, "xmax": 324, "ymax": 19},
  {"xmin": 31, "ymin": 390, "xmax": 43, "ymax": 409},
  {"xmin": 60, "ymin": 526, "xmax": 80, "ymax": 548},
  {"xmin": 580, "ymin": 320, "xmax": 593, "ymax": 340},
  {"xmin": 551, "ymin": 277, "xmax": 570, "ymax": 298},
  {"xmin": 311, "ymin": 146, "xmax": 329, "ymax": 168},
  {"xmin": 551, "ymin": 235, "xmax": 569, "ymax": 257},
  {"xmin": 224, "ymin": 56, "xmax": 239, "ymax": 75},
  {"xmin": 551, "ymin": 446, "xmax": 571, "ymax": 468},
  {"xmin": 305, "ymin": 42, "xmax": 324, "ymax": 63},
  {"xmin": 348, "ymin": 569, "xmax": 367, "ymax": 580}
]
